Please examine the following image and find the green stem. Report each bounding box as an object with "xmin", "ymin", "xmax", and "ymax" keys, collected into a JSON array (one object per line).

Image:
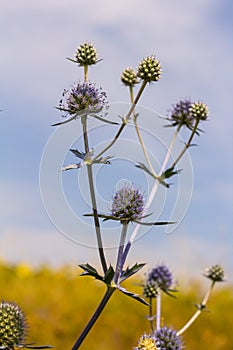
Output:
[
  {"xmin": 84, "ymin": 65, "xmax": 88, "ymax": 82},
  {"xmin": 81, "ymin": 116, "xmax": 107, "ymax": 273},
  {"xmin": 171, "ymin": 118, "xmax": 200, "ymax": 169},
  {"xmin": 177, "ymin": 281, "xmax": 215, "ymax": 336},
  {"xmin": 130, "ymin": 85, "xmax": 158, "ymax": 177},
  {"xmin": 114, "ymin": 223, "xmax": 128, "ymax": 284},
  {"xmin": 92, "ymin": 80, "xmax": 147, "ymax": 162},
  {"xmin": 71, "ymin": 287, "xmax": 115, "ymax": 350}
]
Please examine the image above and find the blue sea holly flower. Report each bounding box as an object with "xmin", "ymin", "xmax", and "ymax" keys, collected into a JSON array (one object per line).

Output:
[
  {"xmin": 148, "ymin": 264, "xmax": 174, "ymax": 293},
  {"xmin": 134, "ymin": 334, "xmax": 159, "ymax": 350},
  {"xmin": 167, "ymin": 99, "xmax": 194, "ymax": 129},
  {"xmin": 111, "ymin": 183, "xmax": 144, "ymax": 223},
  {"xmin": 155, "ymin": 327, "xmax": 182, "ymax": 350},
  {"xmin": 0, "ymin": 301, "xmax": 27, "ymax": 349},
  {"xmin": 54, "ymin": 82, "xmax": 108, "ymax": 126}
]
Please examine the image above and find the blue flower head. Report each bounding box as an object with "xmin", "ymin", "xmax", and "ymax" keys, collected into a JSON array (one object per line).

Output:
[
  {"xmin": 111, "ymin": 183, "xmax": 144, "ymax": 223},
  {"xmin": 167, "ymin": 99, "xmax": 194, "ymax": 129},
  {"xmin": 155, "ymin": 326, "xmax": 182, "ymax": 350},
  {"xmin": 58, "ymin": 82, "xmax": 108, "ymax": 119},
  {"xmin": 148, "ymin": 264, "xmax": 174, "ymax": 293}
]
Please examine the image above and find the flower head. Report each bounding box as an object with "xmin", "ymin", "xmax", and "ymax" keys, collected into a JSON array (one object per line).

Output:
[
  {"xmin": 137, "ymin": 56, "xmax": 161, "ymax": 82},
  {"xmin": 167, "ymin": 99, "xmax": 194, "ymax": 129},
  {"xmin": 190, "ymin": 101, "xmax": 208, "ymax": 121},
  {"xmin": 121, "ymin": 67, "xmax": 139, "ymax": 87},
  {"xmin": 148, "ymin": 264, "xmax": 174, "ymax": 293},
  {"xmin": 203, "ymin": 264, "xmax": 225, "ymax": 282},
  {"xmin": 111, "ymin": 183, "xmax": 144, "ymax": 223},
  {"xmin": 155, "ymin": 326, "xmax": 182, "ymax": 350},
  {"xmin": 75, "ymin": 42, "xmax": 98, "ymax": 66},
  {"xmin": 135, "ymin": 334, "xmax": 159, "ymax": 350},
  {"xmin": 143, "ymin": 280, "xmax": 158, "ymax": 299},
  {"xmin": 58, "ymin": 82, "xmax": 108, "ymax": 118},
  {"xmin": 0, "ymin": 301, "xmax": 27, "ymax": 349}
]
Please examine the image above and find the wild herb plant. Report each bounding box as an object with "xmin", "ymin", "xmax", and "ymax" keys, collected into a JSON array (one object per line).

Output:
[
  {"xmin": 0, "ymin": 42, "xmax": 225, "ymax": 350},
  {"xmin": 50, "ymin": 42, "xmax": 225, "ymax": 350}
]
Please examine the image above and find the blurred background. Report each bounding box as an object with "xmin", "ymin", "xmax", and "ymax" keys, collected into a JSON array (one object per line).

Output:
[{"xmin": 0, "ymin": 1, "xmax": 233, "ymax": 348}]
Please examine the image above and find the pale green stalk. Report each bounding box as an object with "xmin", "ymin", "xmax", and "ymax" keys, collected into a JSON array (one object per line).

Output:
[{"xmin": 177, "ymin": 281, "xmax": 215, "ymax": 336}]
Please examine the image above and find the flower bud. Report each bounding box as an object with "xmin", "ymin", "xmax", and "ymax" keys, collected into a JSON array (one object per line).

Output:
[
  {"xmin": 143, "ymin": 281, "xmax": 158, "ymax": 298},
  {"xmin": 0, "ymin": 301, "xmax": 27, "ymax": 349},
  {"xmin": 75, "ymin": 42, "xmax": 98, "ymax": 66},
  {"xmin": 204, "ymin": 264, "xmax": 225, "ymax": 282},
  {"xmin": 190, "ymin": 101, "xmax": 208, "ymax": 121},
  {"xmin": 121, "ymin": 67, "xmax": 139, "ymax": 87},
  {"xmin": 111, "ymin": 183, "xmax": 144, "ymax": 223},
  {"xmin": 137, "ymin": 56, "xmax": 161, "ymax": 82}
]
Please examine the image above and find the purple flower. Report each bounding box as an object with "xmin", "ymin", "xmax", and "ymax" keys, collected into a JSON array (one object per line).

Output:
[
  {"xmin": 167, "ymin": 99, "xmax": 194, "ymax": 129},
  {"xmin": 111, "ymin": 183, "xmax": 144, "ymax": 223},
  {"xmin": 58, "ymin": 82, "xmax": 108, "ymax": 118},
  {"xmin": 148, "ymin": 264, "xmax": 174, "ymax": 293},
  {"xmin": 155, "ymin": 326, "xmax": 182, "ymax": 350}
]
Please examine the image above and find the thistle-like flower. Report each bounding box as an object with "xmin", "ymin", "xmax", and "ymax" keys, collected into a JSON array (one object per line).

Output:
[
  {"xmin": 0, "ymin": 301, "xmax": 27, "ymax": 349},
  {"xmin": 190, "ymin": 101, "xmax": 208, "ymax": 121},
  {"xmin": 137, "ymin": 56, "xmax": 161, "ymax": 82},
  {"xmin": 57, "ymin": 82, "xmax": 108, "ymax": 120},
  {"xmin": 155, "ymin": 326, "xmax": 182, "ymax": 350},
  {"xmin": 203, "ymin": 264, "xmax": 225, "ymax": 282},
  {"xmin": 167, "ymin": 99, "xmax": 194, "ymax": 129},
  {"xmin": 75, "ymin": 42, "xmax": 98, "ymax": 66},
  {"xmin": 134, "ymin": 334, "xmax": 159, "ymax": 350},
  {"xmin": 148, "ymin": 264, "xmax": 174, "ymax": 293},
  {"xmin": 121, "ymin": 67, "xmax": 139, "ymax": 87},
  {"xmin": 143, "ymin": 280, "xmax": 158, "ymax": 299},
  {"xmin": 111, "ymin": 183, "xmax": 144, "ymax": 223}
]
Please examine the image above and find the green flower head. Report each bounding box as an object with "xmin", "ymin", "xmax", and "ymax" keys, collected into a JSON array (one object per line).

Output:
[
  {"xmin": 121, "ymin": 67, "xmax": 139, "ymax": 87},
  {"xmin": 204, "ymin": 264, "xmax": 225, "ymax": 282},
  {"xmin": 0, "ymin": 301, "xmax": 27, "ymax": 349},
  {"xmin": 75, "ymin": 42, "xmax": 98, "ymax": 66},
  {"xmin": 137, "ymin": 55, "xmax": 161, "ymax": 82}
]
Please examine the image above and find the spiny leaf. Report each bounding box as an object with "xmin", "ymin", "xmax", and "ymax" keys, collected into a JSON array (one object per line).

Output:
[
  {"xmin": 79, "ymin": 263, "xmax": 103, "ymax": 282},
  {"xmin": 118, "ymin": 286, "xmax": 149, "ymax": 306},
  {"xmin": 103, "ymin": 265, "xmax": 115, "ymax": 285},
  {"xmin": 120, "ymin": 263, "xmax": 146, "ymax": 282}
]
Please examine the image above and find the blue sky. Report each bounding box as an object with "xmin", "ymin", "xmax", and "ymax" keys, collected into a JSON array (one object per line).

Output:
[{"xmin": 0, "ymin": 0, "xmax": 232, "ymax": 281}]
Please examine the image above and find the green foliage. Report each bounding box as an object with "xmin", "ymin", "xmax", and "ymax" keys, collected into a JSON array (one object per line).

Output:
[{"xmin": 0, "ymin": 261, "xmax": 232, "ymax": 350}]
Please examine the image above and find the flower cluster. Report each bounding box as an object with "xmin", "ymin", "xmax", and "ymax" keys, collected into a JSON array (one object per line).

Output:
[
  {"xmin": 111, "ymin": 183, "xmax": 144, "ymax": 223},
  {"xmin": 75, "ymin": 42, "xmax": 98, "ymax": 66},
  {"xmin": 121, "ymin": 67, "xmax": 139, "ymax": 87},
  {"xmin": 167, "ymin": 99, "xmax": 208, "ymax": 129},
  {"xmin": 204, "ymin": 264, "xmax": 225, "ymax": 282},
  {"xmin": 0, "ymin": 301, "xmax": 27, "ymax": 349},
  {"xmin": 155, "ymin": 327, "xmax": 182, "ymax": 350},
  {"xmin": 58, "ymin": 82, "xmax": 108, "ymax": 118},
  {"xmin": 137, "ymin": 56, "xmax": 161, "ymax": 82}
]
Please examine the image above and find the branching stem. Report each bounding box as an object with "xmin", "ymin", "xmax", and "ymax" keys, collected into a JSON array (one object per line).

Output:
[{"xmin": 177, "ymin": 281, "xmax": 215, "ymax": 336}]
